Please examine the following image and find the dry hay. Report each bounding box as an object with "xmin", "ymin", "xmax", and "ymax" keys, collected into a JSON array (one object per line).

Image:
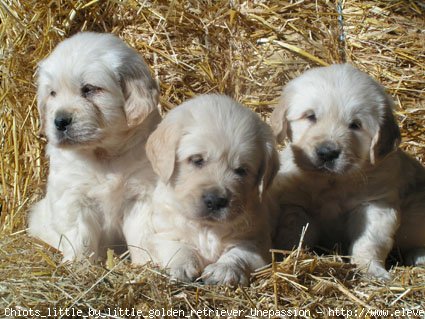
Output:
[
  {"xmin": 1, "ymin": 0, "xmax": 424, "ymax": 317},
  {"xmin": 1, "ymin": 234, "xmax": 425, "ymax": 318}
]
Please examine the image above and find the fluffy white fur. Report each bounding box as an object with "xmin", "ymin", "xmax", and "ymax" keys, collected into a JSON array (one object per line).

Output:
[
  {"xmin": 28, "ymin": 32, "xmax": 160, "ymax": 261},
  {"xmin": 124, "ymin": 94, "xmax": 279, "ymax": 286},
  {"xmin": 270, "ymin": 64, "xmax": 425, "ymax": 279}
]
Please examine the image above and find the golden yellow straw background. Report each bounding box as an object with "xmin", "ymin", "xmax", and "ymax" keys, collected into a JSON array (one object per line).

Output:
[{"xmin": 0, "ymin": 0, "xmax": 424, "ymax": 313}]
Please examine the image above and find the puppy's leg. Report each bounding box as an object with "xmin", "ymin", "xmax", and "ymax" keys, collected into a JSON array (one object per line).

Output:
[
  {"xmin": 123, "ymin": 201, "xmax": 153, "ymax": 264},
  {"xmin": 59, "ymin": 204, "xmax": 103, "ymax": 262},
  {"xmin": 28, "ymin": 198, "xmax": 62, "ymax": 248},
  {"xmin": 46, "ymin": 195, "xmax": 102, "ymax": 261},
  {"xmin": 348, "ymin": 204, "xmax": 400, "ymax": 280},
  {"xmin": 124, "ymin": 203, "xmax": 203, "ymax": 282},
  {"xmin": 29, "ymin": 197, "xmax": 101, "ymax": 261},
  {"xmin": 201, "ymin": 241, "xmax": 268, "ymax": 286},
  {"xmin": 397, "ymin": 192, "xmax": 425, "ymax": 266},
  {"xmin": 148, "ymin": 238, "xmax": 203, "ymax": 283},
  {"xmin": 165, "ymin": 243, "xmax": 203, "ymax": 283}
]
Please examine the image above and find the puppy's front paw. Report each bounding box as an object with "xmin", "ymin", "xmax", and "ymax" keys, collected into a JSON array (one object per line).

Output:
[
  {"xmin": 368, "ymin": 267, "xmax": 391, "ymax": 281},
  {"xmin": 202, "ymin": 262, "xmax": 249, "ymax": 286},
  {"xmin": 359, "ymin": 260, "xmax": 391, "ymax": 281},
  {"xmin": 168, "ymin": 258, "xmax": 202, "ymax": 283}
]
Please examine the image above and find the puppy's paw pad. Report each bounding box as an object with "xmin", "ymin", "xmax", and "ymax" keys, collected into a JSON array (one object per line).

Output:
[{"xmin": 202, "ymin": 262, "xmax": 249, "ymax": 286}]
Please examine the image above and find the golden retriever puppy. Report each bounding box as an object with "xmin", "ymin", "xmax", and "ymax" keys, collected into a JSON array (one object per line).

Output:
[
  {"xmin": 125, "ymin": 94, "xmax": 279, "ymax": 285},
  {"xmin": 270, "ymin": 64, "xmax": 425, "ymax": 279},
  {"xmin": 28, "ymin": 32, "xmax": 160, "ymax": 261}
]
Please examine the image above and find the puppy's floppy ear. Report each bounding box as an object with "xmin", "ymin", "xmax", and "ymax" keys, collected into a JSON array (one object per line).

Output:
[
  {"xmin": 370, "ymin": 96, "xmax": 401, "ymax": 164},
  {"xmin": 119, "ymin": 58, "xmax": 159, "ymax": 128},
  {"xmin": 270, "ymin": 93, "xmax": 290, "ymax": 143},
  {"xmin": 258, "ymin": 138, "xmax": 280, "ymax": 198},
  {"xmin": 146, "ymin": 120, "xmax": 181, "ymax": 183}
]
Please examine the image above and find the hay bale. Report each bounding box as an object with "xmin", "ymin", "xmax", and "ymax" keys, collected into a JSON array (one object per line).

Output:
[{"xmin": 1, "ymin": 0, "xmax": 424, "ymax": 315}]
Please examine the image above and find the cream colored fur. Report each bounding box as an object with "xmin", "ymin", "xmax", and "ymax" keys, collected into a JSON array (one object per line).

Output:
[
  {"xmin": 270, "ymin": 64, "xmax": 425, "ymax": 280},
  {"xmin": 124, "ymin": 94, "xmax": 279, "ymax": 286},
  {"xmin": 28, "ymin": 32, "xmax": 160, "ymax": 261}
]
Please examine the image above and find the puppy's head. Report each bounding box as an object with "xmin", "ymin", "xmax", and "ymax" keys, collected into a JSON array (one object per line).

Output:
[
  {"xmin": 271, "ymin": 64, "xmax": 400, "ymax": 175},
  {"xmin": 147, "ymin": 94, "xmax": 279, "ymax": 223},
  {"xmin": 37, "ymin": 32, "xmax": 159, "ymax": 149}
]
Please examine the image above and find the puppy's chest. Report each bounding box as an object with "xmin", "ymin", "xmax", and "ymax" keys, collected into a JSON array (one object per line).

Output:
[
  {"xmin": 91, "ymin": 170, "xmax": 150, "ymax": 204},
  {"xmin": 86, "ymin": 173, "xmax": 127, "ymax": 210},
  {"xmin": 307, "ymin": 180, "xmax": 361, "ymax": 220},
  {"xmin": 195, "ymin": 229, "xmax": 226, "ymax": 263}
]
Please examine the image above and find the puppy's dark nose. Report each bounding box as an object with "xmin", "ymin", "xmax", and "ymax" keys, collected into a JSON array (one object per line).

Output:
[
  {"xmin": 54, "ymin": 114, "xmax": 72, "ymax": 131},
  {"xmin": 315, "ymin": 142, "xmax": 341, "ymax": 162},
  {"xmin": 202, "ymin": 189, "xmax": 229, "ymax": 212}
]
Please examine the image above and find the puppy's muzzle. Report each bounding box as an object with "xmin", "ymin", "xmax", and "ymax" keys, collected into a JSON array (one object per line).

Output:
[
  {"xmin": 54, "ymin": 112, "xmax": 73, "ymax": 131},
  {"xmin": 202, "ymin": 188, "xmax": 230, "ymax": 212},
  {"xmin": 315, "ymin": 142, "xmax": 341, "ymax": 164}
]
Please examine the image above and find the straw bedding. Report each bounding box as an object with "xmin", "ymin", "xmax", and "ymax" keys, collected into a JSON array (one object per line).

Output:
[{"xmin": 1, "ymin": 0, "xmax": 424, "ymax": 317}]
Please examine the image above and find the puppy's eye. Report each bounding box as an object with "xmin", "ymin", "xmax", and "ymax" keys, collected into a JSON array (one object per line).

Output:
[
  {"xmin": 81, "ymin": 84, "xmax": 102, "ymax": 98},
  {"xmin": 304, "ymin": 112, "xmax": 316, "ymax": 123},
  {"xmin": 50, "ymin": 90, "xmax": 56, "ymax": 97},
  {"xmin": 234, "ymin": 167, "xmax": 247, "ymax": 177},
  {"xmin": 349, "ymin": 120, "xmax": 362, "ymax": 130},
  {"xmin": 189, "ymin": 155, "xmax": 204, "ymax": 168}
]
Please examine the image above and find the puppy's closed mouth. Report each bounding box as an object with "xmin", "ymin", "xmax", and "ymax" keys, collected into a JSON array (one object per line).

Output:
[
  {"xmin": 317, "ymin": 162, "xmax": 337, "ymax": 172},
  {"xmin": 55, "ymin": 128, "xmax": 102, "ymax": 147},
  {"xmin": 313, "ymin": 161, "xmax": 352, "ymax": 175},
  {"xmin": 196, "ymin": 203, "xmax": 242, "ymax": 223},
  {"xmin": 197, "ymin": 202, "xmax": 243, "ymax": 224},
  {"xmin": 196, "ymin": 209, "xmax": 231, "ymax": 222}
]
